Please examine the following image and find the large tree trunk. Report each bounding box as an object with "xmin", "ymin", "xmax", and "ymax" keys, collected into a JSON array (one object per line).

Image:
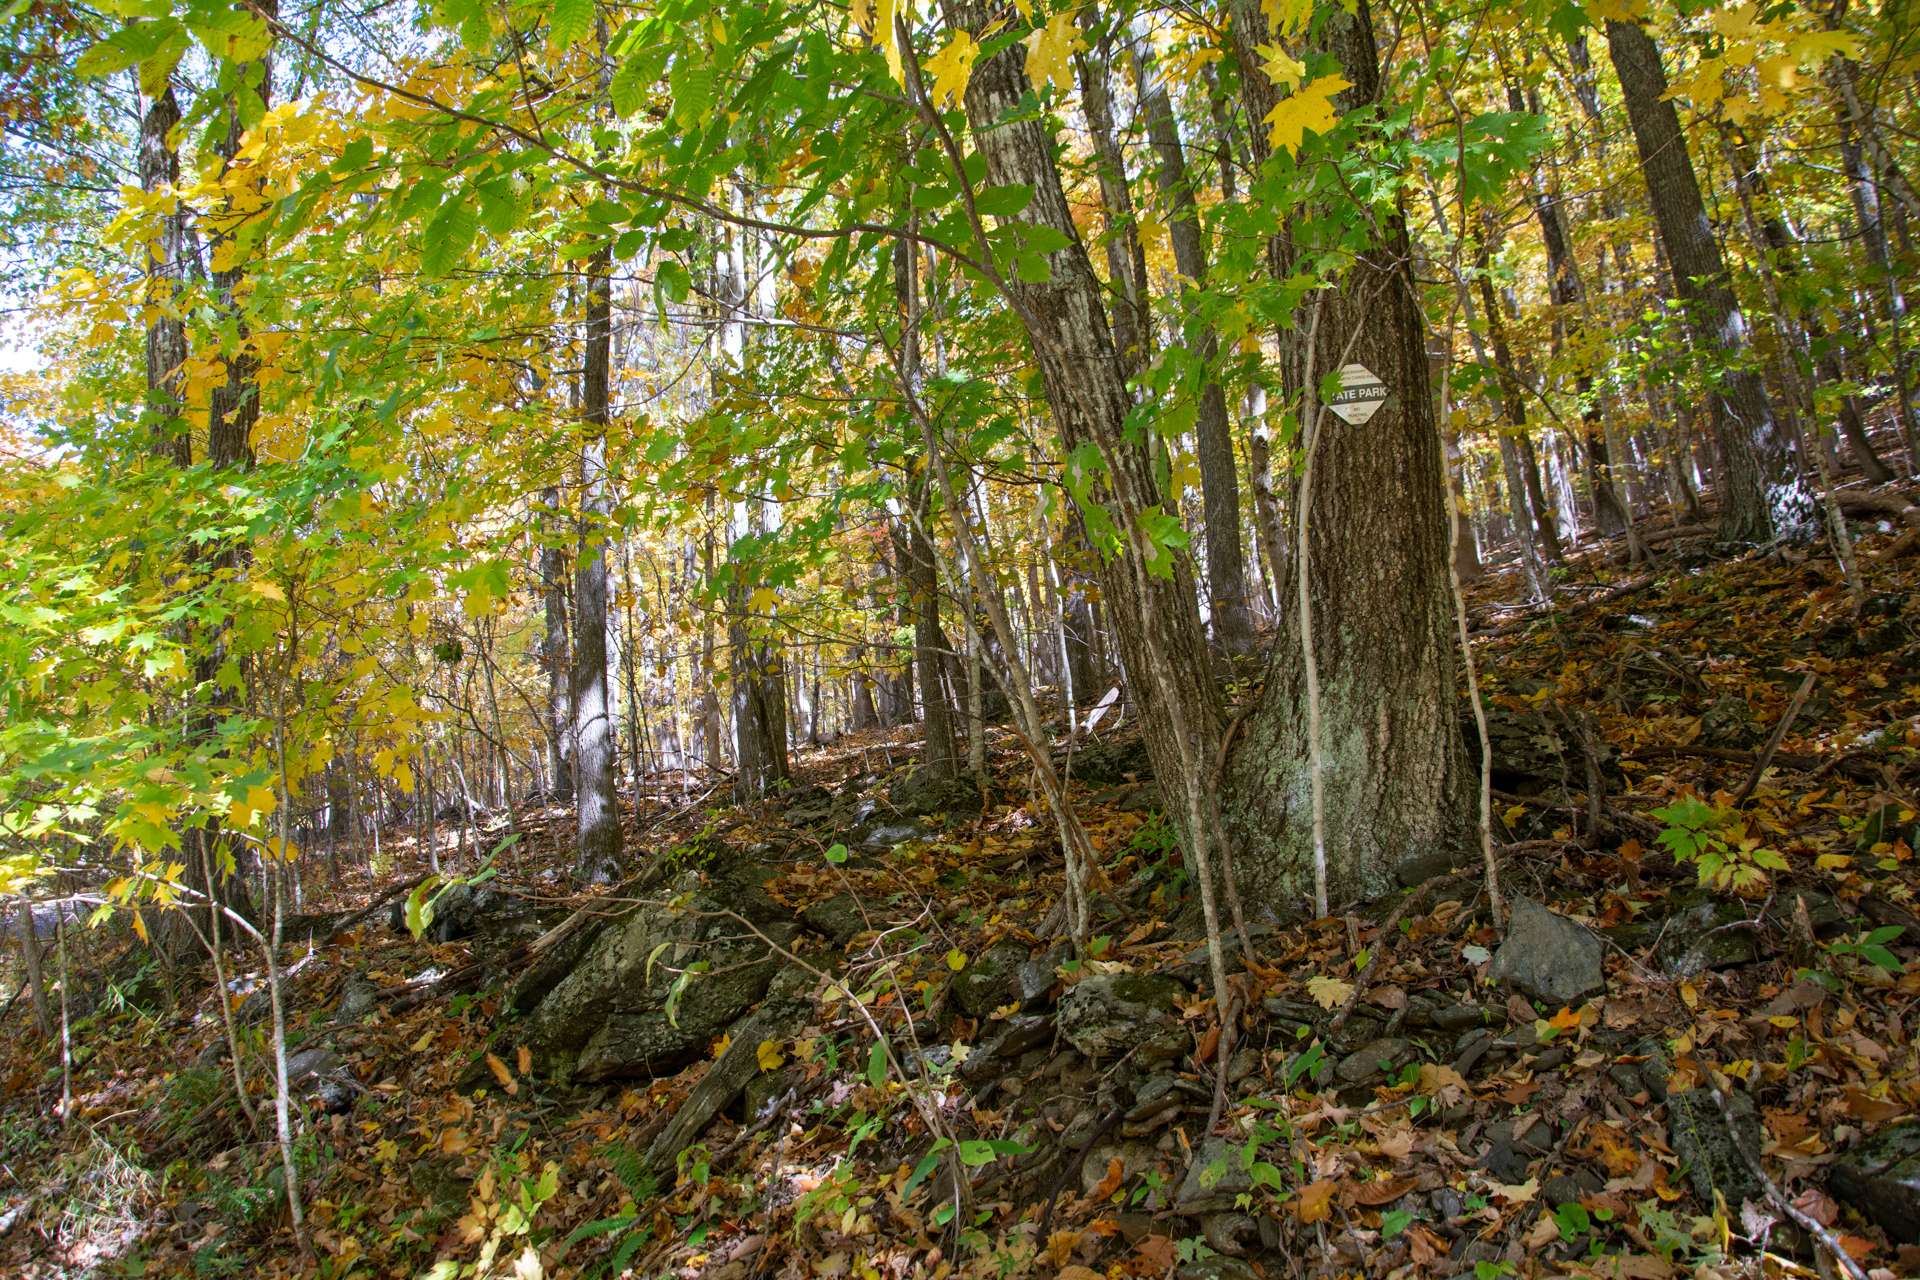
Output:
[
  {"xmin": 896, "ymin": 234, "xmax": 959, "ymax": 778},
  {"xmin": 573, "ymin": 239, "xmax": 624, "ymax": 883},
  {"xmin": 1134, "ymin": 41, "xmax": 1254, "ymax": 654},
  {"xmin": 1839, "ymin": 109, "xmax": 1920, "ymax": 473},
  {"xmin": 1606, "ymin": 18, "xmax": 1811, "ymax": 542},
  {"xmin": 542, "ymin": 488, "xmax": 574, "ymax": 797},
  {"xmin": 946, "ymin": 0, "xmax": 1223, "ymax": 833},
  {"xmin": 1220, "ymin": 1, "xmax": 1472, "ymax": 913},
  {"xmin": 140, "ymin": 86, "xmax": 189, "ymax": 467}
]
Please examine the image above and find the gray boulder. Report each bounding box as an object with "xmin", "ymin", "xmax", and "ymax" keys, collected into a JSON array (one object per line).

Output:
[
  {"xmin": 1829, "ymin": 1122, "xmax": 1920, "ymax": 1245},
  {"xmin": 949, "ymin": 941, "xmax": 1031, "ymax": 1019},
  {"xmin": 1489, "ymin": 898, "xmax": 1605, "ymax": 1005},
  {"xmin": 1666, "ymin": 1088, "xmax": 1763, "ymax": 1205},
  {"xmin": 517, "ymin": 869, "xmax": 798, "ymax": 1081},
  {"xmin": 1058, "ymin": 972, "xmax": 1188, "ymax": 1064}
]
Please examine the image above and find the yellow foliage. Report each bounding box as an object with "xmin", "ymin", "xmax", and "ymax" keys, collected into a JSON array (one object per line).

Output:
[
  {"xmin": 1025, "ymin": 11, "xmax": 1084, "ymax": 96},
  {"xmin": 927, "ymin": 30, "xmax": 979, "ymax": 109},
  {"xmin": 1263, "ymin": 73, "xmax": 1349, "ymax": 156}
]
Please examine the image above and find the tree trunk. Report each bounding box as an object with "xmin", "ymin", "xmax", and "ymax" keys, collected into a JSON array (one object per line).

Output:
[
  {"xmin": 1221, "ymin": 1, "xmax": 1473, "ymax": 912},
  {"xmin": 1135, "ymin": 40, "xmax": 1254, "ymax": 654},
  {"xmin": 573, "ymin": 237, "xmax": 624, "ymax": 883},
  {"xmin": 1840, "ymin": 109, "xmax": 1920, "ymax": 472},
  {"xmin": 140, "ymin": 85, "xmax": 189, "ymax": 466},
  {"xmin": 1606, "ymin": 18, "xmax": 1810, "ymax": 542},
  {"xmin": 542, "ymin": 489, "xmax": 574, "ymax": 797},
  {"xmin": 896, "ymin": 233, "xmax": 959, "ymax": 778}
]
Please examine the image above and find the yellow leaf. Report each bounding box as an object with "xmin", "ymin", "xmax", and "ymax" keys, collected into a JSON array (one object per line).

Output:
[
  {"xmin": 1024, "ymin": 11, "xmax": 1084, "ymax": 96},
  {"xmin": 1789, "ymin": 28, "xmax": 1858, "ymax": 67},
  {"xmin": 946, "ymin": 947, "xmax": 968, "ymax": 971},
  {"xmin": 231, "ymin": 784, "xmax": 278, "ymax": 829},
  {"xmin": 1258, "ymin": 43, "xmax": 1306, "ymax": 91},
  {"xmin": 248, "ymin": 578, "xmax": 286, "ymax": 602},
  {"xmin": 927, "ymin": 30, "xmax": 979, "ymax": 110},
  {"xmin": 1295, "ymin": 1178, "xmax": 1336, "ymax": 1223},
  {"xmin": 1586, "ymin": 0, "xmax": 1649, "ymax": 21},
  {"xmin": 1263, "ymin": 73, "xmax": 1349, "ymax": 156},
  {"xmin": 517, "ymin": 1044, "xmax": 532, "ymax": 1075},
  {"xmin": 756, "ymin": 1039, "xmax": 786, "ymax": 1071},
  {"xmin": 1306, "ymin": 973, "xmax": 1353, "ymax": 1009},
  {"xmin": 1260, "ymin": 0, "xmax": 1310, "ymax": 38}
]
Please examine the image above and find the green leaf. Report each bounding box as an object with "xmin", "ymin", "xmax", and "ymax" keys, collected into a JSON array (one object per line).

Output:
[
  {"xmin": 865, "ymin": 1039, "xmax": 886, "ymax": 1087},
  {"xmin": 974, "ymin": 183, "xmax": 1033, "ymax": 218},
  {"xmin": 654, "ymin": 259, "xmax": 691, "ymax": 304},
  {"xmin": 550, "ymin": 0, "xmax": 594, "ymax": 49},
  {"xmin": 422, "ymin": 198, "xmax": 482, "ymax": 277},
  {"xmin": 612, "ymin": 51, "xmax": 651, "ymax": 117},
  {"xmin": 824, "ymin": 842, "xmax": 849, "ymax": 865},
  {"xmin": 1013, "ymin": 251, "xmax": 1052, "ymax": 284}
]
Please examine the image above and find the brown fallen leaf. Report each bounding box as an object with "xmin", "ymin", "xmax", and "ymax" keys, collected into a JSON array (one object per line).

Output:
[
  {"xmin": 485, "ymin": 1052, "xmax": 518, "ymax": 1095},
  {"xmin": 1351, "ymin": 1175, "xmax": 1416, "ymax": 1206},
  {"xmin": 1295, "ymin": 1178, "xmax": 1337, "ymax": 1223}
]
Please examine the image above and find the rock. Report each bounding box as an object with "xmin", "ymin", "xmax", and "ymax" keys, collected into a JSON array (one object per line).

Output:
[
  {"xmin": 949, "ymin": 941, "xmax": 1030, "ymax": 1019},
  {"xmin": 859, "ymin": 823, "xmax": 925, "ymax": 852},
  {"xmin": 1666, "ymin": 1088, "xmax": 1763, "ymax": 1205},
  {"xmin": 1653, "ymin": 892, "xmax": 1764, "ymax": 977},
  {"xmin": 1176, "ymin": 1136, "xmax": 1255, "ymax": 1212},
  {"xmin": 1480, "ymin": 1117, "xmax": 1554, "ymax": 1183},
  {"xmin": 1016, "ymin": 946, "xmax": 1066, "ymax": 1009},
  {"xmin": 517, "ymin": 868, "xmax": 799, "ymax": 1080},
  {"xmin": 1432, "ymin": 1001, "xmax": 1485, "ymax": 1032},
  {"xmin": 1176, "ymin": 1261, "xmax": 1257, "ymax": 1280},
  {"xmin": 1070, "ymin": 737, "xmax": 1150, "ymax": 787},
  {"xmin": 1541, "ymin": 1169, "xmax": 1603, "ymax": 1205},
  {"xmin": 1336, "ymin": 1037, "xmax": 1414, "ymax": 1087},
  {"xmin": 1701, "ymin": 694, "xmax": 1762, "ymax": 747},
  {"xmin": 506, "ymin": 914, "xmax": 610, "ymax": 1015},
  {"xmin": 285, "ymin": 1044, "xmax": 342, "ymax": 1081},
  {"xmin": 1081, "ymin": 1138, "xmax": 1160, "ymax": 1196},
  {"xmin": 800, "ymin": 894, "xmax": 868, "ymax": 947},
  {"xmin": 1829, "ymin": 1121, "xmax": 1920, "ymax": 1245},
  {"xmin": 335, "ymin": 975, "xmax": 378, "ymax": 1023},
  {"xmin": 640, "ymin": 968, "xmax": 814, "ymax": 1175},
  {"xmin": 886, "ymin": 772, "xmax": 983, "ymax": 818},
  {"xmin": 1057, "ymin": 973, "xmax": 1188, "ymax": 1064},
  {"xmin": 959, "ymin": 1014, "xmax": 1053, "ymax": 1085},
  {"xmin": 1200, "ymin": 1211, "xmax": 1259, "ymax": 1256},
  {"xmin": 1489, "ymin": 898, "xmax": 1605, "ymax": 1005}
]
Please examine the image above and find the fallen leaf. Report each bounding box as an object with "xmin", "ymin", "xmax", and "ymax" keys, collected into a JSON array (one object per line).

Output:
[
  {"xmin": 1307, "ymin": 974, "xmax": 1353, "ymax": 1009},
  {"xmin": 1351, "ymin": 1175, "xmax": 1417, "ymax": 1206},
  {"xmin": 1295, "ymin": 1178, "xmax": 1338, "ymax": 1223}
]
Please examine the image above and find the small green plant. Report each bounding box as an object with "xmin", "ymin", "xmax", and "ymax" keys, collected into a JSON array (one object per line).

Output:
[
  {"xmin": 1827, "ymin": 925, "xmax": 1905, "ymax": 975},
  {"xmin": 1650, "ymin": 795, "xmax": 1787, "ymax": 894}
]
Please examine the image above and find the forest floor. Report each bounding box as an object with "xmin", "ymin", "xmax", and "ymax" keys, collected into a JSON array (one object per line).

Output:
[{"xmin": 2, "ymin": 513, "xmax": 1919, "ymax": 1280}]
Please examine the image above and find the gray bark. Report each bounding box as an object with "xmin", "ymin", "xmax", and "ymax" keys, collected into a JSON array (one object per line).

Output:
[{"xmin": 1607, "ymin": 18, "xmax": 1810, "ymax": 542}]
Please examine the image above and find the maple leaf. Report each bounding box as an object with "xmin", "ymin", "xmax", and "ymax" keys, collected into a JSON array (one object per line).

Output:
[
  {"xmin": 756, "ymin": 1038, "xmax": 786, "ymax": 1070},
  {"xmin": 1305, "ymin": 972, "xmax": 1353, "ymax": 1009},
  {"xmin": 1790, "ymin": 28, "xmax": 1859, "ymax": 66},
  {"xmin": 927, "ymin": 30, "xmax": 978, "ymax": 110},
  {"xmin": 1261, "ymin": 0, "xmax": 1310, "ymax": 38},
  {"xmin": 1263, "ymin": 73, "xmax": 1349, "ymax": 156},
  {"xmin": 1258, "ymin": 43, "xmax": 1306, "ymax": 92},
  {"xmin": 1295, "ymin": 1177, "xmax": 1337, "ymax": 1223},
  {"xmin": 1025, "ymin": 11, "xmax": 1084, "ymax": 96}
]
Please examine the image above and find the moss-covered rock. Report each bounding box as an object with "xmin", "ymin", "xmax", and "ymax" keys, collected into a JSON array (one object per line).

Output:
[{"xmin": 1057, "ymin": 972, "xmax": 1188, "ymax": 1063}]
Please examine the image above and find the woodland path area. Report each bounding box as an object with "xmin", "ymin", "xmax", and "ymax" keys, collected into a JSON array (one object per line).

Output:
[
  {"xmin": 7, "ymin": 0, "xmax": 1920, "ymax": 1277},
  {"xmin": 5, "ymin": 532, "xmax": 1920, "ymax": 1279}
]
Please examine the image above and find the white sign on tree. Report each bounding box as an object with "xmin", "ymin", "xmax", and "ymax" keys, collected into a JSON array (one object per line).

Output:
[{"xmin": 1328, "ymin": 363, "xmax": 1390, "ymax": 425}]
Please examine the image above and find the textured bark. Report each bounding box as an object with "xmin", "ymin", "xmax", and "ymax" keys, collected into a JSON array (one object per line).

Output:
[
  {"xmin": 1470, "ymin": 226, "xmax": 1550, "ymax": 599},
  {"xmin": 1135, "ymin": 43, "xmax": 1254, "ymax": 654},
  {"xmin": 1718, "ymin": 124, "xmax": 1891, "ymax": 484},
  {"xmin": 1221, "ymin": 2, "xmax": 1472, "ymax": 912},
  {"xmin": 1509, "ymin": 78, "xmax": 1627, "ymax": 540},
  {"xmin": 1607, "ymin": 19, "xmax": 1809, "ymax": 542},
  {"xmin": 206, "ymin": 4, "xmax": 275, "ymax": 471},
  {"xmin": 896, "ymin": 235, "xmax": 959, "ymax": 778},
  {"xmin": 1075, "ymin": 26, "xmax": 1151, "ymax": 382},
  {"xmin": 140, "ymin": 86, "xmax": 189, "ymax": 466},
  {"xmin": 1840, "ymin": 110, "xmax": 1920, "ymax": 471},
  {"xmin": 948, "ymin": 0, "xmax": 1222, "ymax": 819},
  {"xmin": 573, "ymin": 240, "xmax": 624, "ymax": 883},
  {"xmin": 542, "ymin": 489, "xmax": 574, "ymax": 797}
]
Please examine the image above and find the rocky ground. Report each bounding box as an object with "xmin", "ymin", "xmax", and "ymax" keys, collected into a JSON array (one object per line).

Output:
[{"xmin": 2, "ymin": 527, "xmax": 1919, "ymax": 1279}]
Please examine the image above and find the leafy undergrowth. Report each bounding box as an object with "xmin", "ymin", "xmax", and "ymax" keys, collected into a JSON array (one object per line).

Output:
[{"xmin": 3, "ymin": 533, "xmax": 1918, "ymax": 1280}]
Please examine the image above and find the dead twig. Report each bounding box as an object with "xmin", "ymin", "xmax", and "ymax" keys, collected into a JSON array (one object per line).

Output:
[
  {"xmin": 1705, "ymin": 1077, "xmax": 1869, "ymax": 1280},
  {"xmin": 1735, "ymin": 672, "xmax": 1818, "ymax": 806}
]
